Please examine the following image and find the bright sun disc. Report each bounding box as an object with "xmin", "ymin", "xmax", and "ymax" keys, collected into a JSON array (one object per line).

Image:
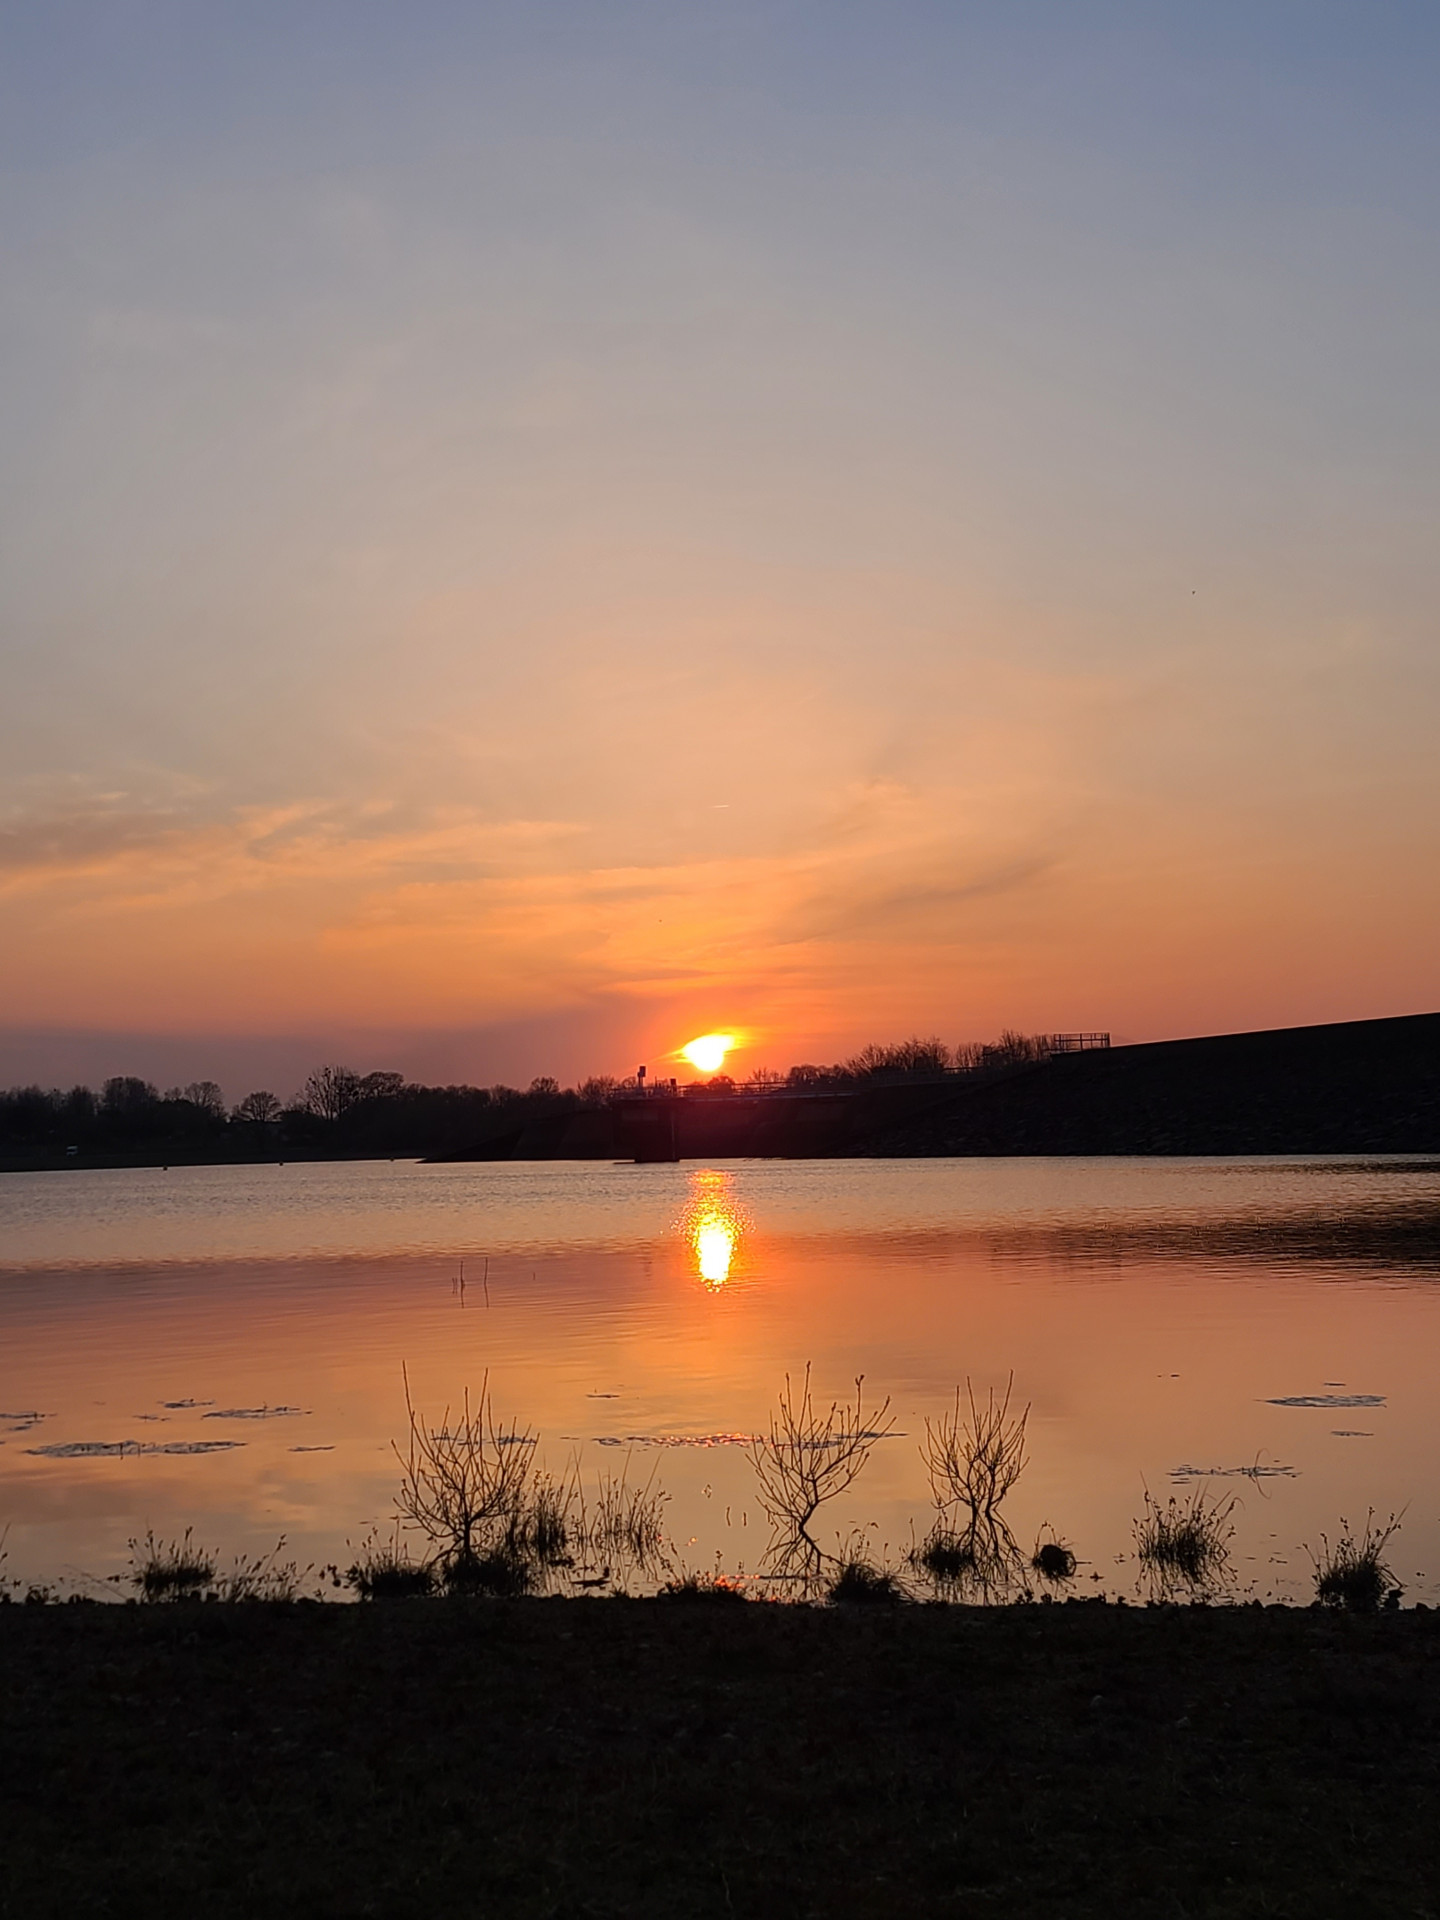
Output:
[{"xmin": 681, "ymin": 1033, "xmax": 734, "ymax": 1074}]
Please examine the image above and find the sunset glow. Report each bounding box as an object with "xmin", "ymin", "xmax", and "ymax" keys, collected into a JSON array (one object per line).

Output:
[
  {"xmin": 1, "ymin": 9, "xmax": 1438, "ymax": 1100},
  {"xmin": 681, "ymin": 1034, "xmax": 735, "ymax": 1075},
  {"xmin": 695, "ymin": 1217, "xmax": 737, "ymax": 1287},
  {"xmin": 685, "ymin": 1170, "xmax": 744, "ymax": 1288}
]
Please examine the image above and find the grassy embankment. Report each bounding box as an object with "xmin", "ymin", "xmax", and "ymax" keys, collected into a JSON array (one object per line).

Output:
[{"xmin": 3, "ymin": 1596, "xmax": 1439, "ymax": 1918}]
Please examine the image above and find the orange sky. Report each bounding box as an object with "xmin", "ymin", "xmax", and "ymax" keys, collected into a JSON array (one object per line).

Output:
[{"xmin": 2, "ymin": 7, "xmax": 1438, "ymax": 1096}]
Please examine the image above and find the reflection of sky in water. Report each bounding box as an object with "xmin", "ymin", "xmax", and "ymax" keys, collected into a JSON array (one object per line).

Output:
[{"xmin": 3, "ymin": 1156, "xmax": 1440, "ymax": 1600}]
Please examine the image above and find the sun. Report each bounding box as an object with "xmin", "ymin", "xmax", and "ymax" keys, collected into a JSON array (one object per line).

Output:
[{"xmin": 680, "ymin": 1033, "xmax": 734, "ymax": 1075}]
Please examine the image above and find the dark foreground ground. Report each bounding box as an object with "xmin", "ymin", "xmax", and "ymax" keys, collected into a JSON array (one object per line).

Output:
[{"xmin": 4, "ymin": 1599, "xmax": 1440, "ymax": 1918}]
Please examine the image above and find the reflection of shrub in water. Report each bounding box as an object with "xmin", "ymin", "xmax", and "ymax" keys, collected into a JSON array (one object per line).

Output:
[
  {"xmin": 1310, "ymin": 1512, "xmax": 1402, "ymax": 1613},
  {"xmin": 1135, "ymin": 1488, "xmax": 1235, "ymax": 1594}
]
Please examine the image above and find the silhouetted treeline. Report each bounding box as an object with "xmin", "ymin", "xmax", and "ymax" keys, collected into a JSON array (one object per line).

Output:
[
  {"xmin": 0, "ymin": 1033, "xmax": 1062, "ymax": 1166},
  {"xmin": 0, "ymin": 1067, "xmax": 600, "ymax": 1163},
  {"xmin": 784, "ymin": 1030, "xmax": 1057, "ymax": 1089}
]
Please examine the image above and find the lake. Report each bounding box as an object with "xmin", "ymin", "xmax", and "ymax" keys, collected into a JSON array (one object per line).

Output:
[{"xmin": 3, "ymin": 1154, "xmax": 1439, "ymax": 1601}]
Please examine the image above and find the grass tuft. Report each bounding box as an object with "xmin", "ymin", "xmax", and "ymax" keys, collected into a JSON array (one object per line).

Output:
[
  {"xmin": 345, "ymin": 1528, "xmax": 438, "ymax": 1600},
  {"xmin": 127, "ymin": 1528, "xmax": 308, "ymax": 1603},
  {"xmin": 916, "ymin": 1528, "xmax": 977, "ymax": 1584},
  {"xmin": 657, "ymin": 1570, "xmax": 749, "ymax": 1604},
  {"xmin": 584, "ymin": 1458, "xmax": 669, "ymax": 1568},
  {"xmin": 826, "ymin": 1558, "xmax": 904, "ymax": 1606},
  {"xmin": 444, "ymin": 1547, "xmax": 537, "ymax": 1597},
  {"xmin": 215, "ymin": 1539, "xmax": 310, "ymax": 1603},
  {"xmin": 1310, "ymin": 1512, "xmax": 1402, "ymax": 1613},
  {"xmin": 129, "ymin": 1528, "xmax": 217, "ymax": 1601},
  {"xmin": 1134, "ymin": 1488, "xmax": 1235, "ymax": 1593},
  {"xmin": 1032, "ymin": 1530, "xmax": 1078, "ymax": 1582},
  {"xmin": 511, "ymin": 1471, "xmax": 574, "ymax": 1563}
]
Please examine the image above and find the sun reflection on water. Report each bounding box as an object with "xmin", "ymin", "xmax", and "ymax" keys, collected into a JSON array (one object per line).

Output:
[{"xmin": 684, "ymin": 1170, "xmax": 746, "ymax": 1289}]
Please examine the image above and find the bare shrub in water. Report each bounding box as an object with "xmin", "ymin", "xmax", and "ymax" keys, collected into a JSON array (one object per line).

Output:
[
  {"xmin": 751, "ymin": 1366, "xmax": 894, "ymax": 1587},
  {"xmin": 910, "ymin": 1377, "xmax": 1031, "ymax": 1602},
  {"xmin": 1135, "ymin": 1487, "xmax": 1235, "ymax": 1595},
  {"xmin": 923, "ymin": 1376, "xmax": 1029, "ymax": 1524},
  {"xmin": 1310, "ymin": 1511, "xmax": 1402, "ymax": 1613},
  {"xmin": 394, "ymin": 1369, "xmax": 538, "ymax": 1578}
]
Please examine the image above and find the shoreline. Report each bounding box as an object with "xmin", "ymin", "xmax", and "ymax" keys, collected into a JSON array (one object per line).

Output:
[{"xmin": 4, "ymin": 1596, "xmax": 1438, "ymax": 1914}]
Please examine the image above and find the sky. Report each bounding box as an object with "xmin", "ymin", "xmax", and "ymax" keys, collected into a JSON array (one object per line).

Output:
[{"xmin": 2, "ymin": 1, "xmax": 1438, "ymax": 1098}]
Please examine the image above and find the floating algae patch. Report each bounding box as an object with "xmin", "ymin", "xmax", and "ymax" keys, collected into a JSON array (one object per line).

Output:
[
  {"xmin": 1266, "ymin": 1394, "xmax": 1386, "ymax": 1408},
  {"xmin": 593, "ymin": 1428, "xmax": 903, "ymax": 1449},
  {"xmin": 160, "ymin": 1399, "xmax": 215, "ymax": 1410},
  {"xmin": 290, "ymin": 1444, "xmax": 334, "ymax": 1452},
  {"xmin": 1171, "ymin": 1460, "xmax": 1299, "ymax": 1482},
  {"xmin": 25, "ymin": 1439, "xmax": 245, "ymax": 1458},
  {"xmin": 202, "ymin": 1406, "xmax": 308, "ymax": 1420}
]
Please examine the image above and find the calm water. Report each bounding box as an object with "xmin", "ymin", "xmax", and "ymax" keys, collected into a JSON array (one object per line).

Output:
[{"xmin": 3, "ymin": 1155, "xmax": 1440, "ymax": 1599}]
